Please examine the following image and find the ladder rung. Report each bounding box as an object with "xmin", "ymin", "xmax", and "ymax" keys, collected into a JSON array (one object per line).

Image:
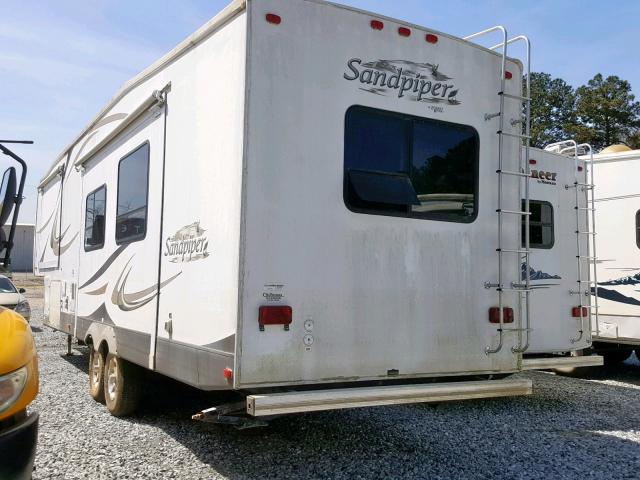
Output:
[
  {"xmin": 497, "ymin": 169, "xmax": 531, "ymax": 178},
  {"xmin": 576, "ymin": 231, "xmax": 596, "ymax": 236},
  {"xmin": 497, "ymin": 209, "xmax": 531, "ymax": 216},
  {"xmin": 500, "ymin": 328, "xmax": 534, "ymax": 332},
  {"xmin": 568, "ymin": 182, "xmax": 594, "ymax": 188},
  {"xmin": 499, "ymin": 287, "xmax": 533, "ymax": 292},
  {"xmin": 497, "ymin": 248, "xmax": 530, "ymax": 254},
  {"xmin": 498, "ymin": 91, "xmax": 531, "ymax": 102},
  {"xmin": 577, "ymin": 280, "xmax": 598, "ymax": 285},
  {"xmin": 576, "ymin": 207, "xmax": 595, "ymax": 211},
  {"xmin": 497, "ymin": 131, "xmax": 531, "ymax": 140},
  {"xmin": 577, "ymin": 256, "xmax": 597, "ymax": 261}
]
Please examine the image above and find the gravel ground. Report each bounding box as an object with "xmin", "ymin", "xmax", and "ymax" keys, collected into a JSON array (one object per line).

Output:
[{"xmin": 23, "ymin": 286, "xmax": 640, "ymax": 480}]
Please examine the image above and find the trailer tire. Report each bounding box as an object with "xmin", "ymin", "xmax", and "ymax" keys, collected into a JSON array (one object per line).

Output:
[
  {"xmin": 103, "ymin": 353, "xmax": 141, "ymax": 417},
  {"xmin": 88, "ymin": 346, "xmax": 105, "ymax": 403}
]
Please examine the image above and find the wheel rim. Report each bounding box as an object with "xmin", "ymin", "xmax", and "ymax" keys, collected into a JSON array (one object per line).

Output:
[
  {"xmin": 91, "ymin": 352, "xmax": 102, "ymax": 386},
  {"xmin": 106, "ymin": 357, "xmax": 118, "ymax": 402}
]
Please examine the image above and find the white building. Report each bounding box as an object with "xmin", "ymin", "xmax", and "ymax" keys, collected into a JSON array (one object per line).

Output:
[{"xmin": 2, "ymin": 223, "xmax": 34, "ymax": 273}]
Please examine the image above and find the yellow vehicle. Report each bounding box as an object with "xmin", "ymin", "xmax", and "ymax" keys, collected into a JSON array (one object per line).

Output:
[{"xmin": 0, "ymin": 307, "xmax": 39, "ymax": 480}]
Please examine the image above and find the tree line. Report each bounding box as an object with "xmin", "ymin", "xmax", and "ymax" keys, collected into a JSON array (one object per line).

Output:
[{"xmin": 528, "ymin": 72, "xmax": 640, "ymax": 150}]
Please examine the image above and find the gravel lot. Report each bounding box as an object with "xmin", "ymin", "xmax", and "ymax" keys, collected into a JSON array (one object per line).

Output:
[{"xmin": 21, "ymin": 284, "xmax": 640, "ymax": 480}]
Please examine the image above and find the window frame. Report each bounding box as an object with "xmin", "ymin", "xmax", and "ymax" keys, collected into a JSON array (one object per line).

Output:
[
  {"xmin": 84, "ymin": 183, "xmax": 107, "ymax": 252},
  {"xmin": 524, "ymin": 199, "xmax": 555, "ymax": 250},
  {"xmin": 115, "ymin": 141, "xmax": 151, "ymax": 245},
  {"xmin": 343, "ymin": 105, "xmax": 480, "ymax": 224}
]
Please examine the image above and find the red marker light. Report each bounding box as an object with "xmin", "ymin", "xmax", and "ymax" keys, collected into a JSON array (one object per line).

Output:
[
  {"xmin": 398, "ymin": 27, "xmax": 411, "ymax": 37},
  {"xmin": 529, "ymin": 159, "xmax": 537, "ymax": 165},
  {"xmin": 259, "ymin": 305, "xmax": 293, "ymax": 330},
  {"xmin": 489, "ymin": 307, "xmax": 514, "ymax": 324},
  {"xmin": 223, "ymin": 368, "xmax": 233, "ymax": 380},
  {"xmin": 266, "ymin": 13, "xmax": 281, "ymax": 25},
  {"xmin": 505, "ymin": 71, "xmax": 513, "ymax": 80},
  {"xmin": 371, "ymin": 20, "xmax": 384, "ymax": 30},
  {"xmin": 578, "ymin": 166, "xmax": 584, "ymax": 172},
  {"xmin": 425, "ymin": 34, "xmax": 439, "ymax": 44},
  {"xmin": 572, "ymin": 307, "xmax": 589, "ymax": 318}
]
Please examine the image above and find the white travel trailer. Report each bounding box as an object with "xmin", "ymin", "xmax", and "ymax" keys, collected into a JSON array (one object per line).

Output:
[
  {"xmin": 35, "ymin": 0, "xmax": 595, "ymax": 422},
  {"xmin": 579, "ymin": 145, "xmax": 640, "ymax": 363},
  {"xmin": 517, "ymin": 143, "xmax": 605, "ymax": 369}
]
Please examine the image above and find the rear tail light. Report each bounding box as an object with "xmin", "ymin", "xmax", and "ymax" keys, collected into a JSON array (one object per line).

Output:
[
  {"xmin": 259, "ymin": 305, "xmax": 293, "ymax": 331},
  {"xmin": 223, "ymin": 368, "xmax": 233, "ymax": 380},
  {"xmin": 505, "ymin": 71, "xmax": 513, "ymax": 80},
  {"xmin": 489, "ymin": 307, "xmax": 514, "ymax": 324},
  {"xmin": 266, "ymin": 13, "xmax": 281, "ymax": 25},
  {"xmin": 371, "ymin": 20, "xmax": 384, "ymax": 30},
  {"xmin": 425, "ymin": 33, "xmax": 438, "ymax": 44},
  {"xmin": 398, "ymin": 27, "xmax": 411, "ymax": 37},
  {"xmin": 572, "ymin": 307, "xmax": 589, "ymax": 318}
]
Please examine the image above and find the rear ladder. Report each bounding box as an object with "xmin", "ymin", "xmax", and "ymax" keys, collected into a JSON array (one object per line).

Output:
[
  {"xmin": 546, "ymin": 140, "xmax": 597, "ymax": 344},
  {"xmin": 464, "ymin": 28, "xmax": 533, "ymax": 354}
]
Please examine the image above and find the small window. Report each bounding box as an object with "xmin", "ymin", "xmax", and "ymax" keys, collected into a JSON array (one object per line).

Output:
[
  {"xmin": 636, "ymin": 211, "xmax": 640, "ymax": 249},
  {"xmin": 344, "ymin": 106, "xmax": 479, "ymax": 222},
  {"xmin": 116, "ymin": 143, "xmax": 149, "ymax": 243},
  {"xmin": 522, "ymin": 200, "xmax": 554, "ymax": 249},
  {"xmin": 84, "ymin": 185, "xmax": 106, "ymax": 251}
]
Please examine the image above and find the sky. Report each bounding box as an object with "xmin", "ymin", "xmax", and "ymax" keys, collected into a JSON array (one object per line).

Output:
[{"xmin": 1, "ymin": 0, "xmax": 639, "ymax": 224}]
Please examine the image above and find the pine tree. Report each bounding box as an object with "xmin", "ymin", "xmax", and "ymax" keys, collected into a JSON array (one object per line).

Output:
[
  {"xmin": 572, "ymin": 74, "xmax": 640, "ymax": 150},
  {"xmin": 527, "ymin": 72, "xmax": 576, "ymax": 148}
]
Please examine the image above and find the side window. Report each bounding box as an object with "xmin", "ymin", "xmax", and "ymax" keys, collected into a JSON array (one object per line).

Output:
[
  {"xmin": 344, "ymin": 106, "xmax": 479, "ymax": 223},
  {"xmin": 523, "ymin": 200, "xmax": 554, "ymax": 249},
  {"xmin": 84, "ymin": 185, "xmax": 106, "ymax": 251},
  {"xmin": 636, "ymin": 211, "xmax": 640, "ymax": 249},
  {"xmin": 116, "ymin": 143, "xmax": 149, "ymax": 244}
]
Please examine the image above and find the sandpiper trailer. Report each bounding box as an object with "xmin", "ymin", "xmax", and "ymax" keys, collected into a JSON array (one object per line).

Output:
[
  {"xmin": 35, "ymin": 0, "xmax": 596, "ymax": 423},
  {"xmin": 577, "ymin": 145, "xmax": 640, "ymax": 363}
]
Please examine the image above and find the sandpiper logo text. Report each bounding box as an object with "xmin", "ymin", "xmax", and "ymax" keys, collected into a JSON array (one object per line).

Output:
[
  {"xmin": 164, "ymin": 222, "xmax": 209, "ymax": 263},
  {"xmin": 343, "ymin": 58, "xmax": 460, "ymax": 106}
]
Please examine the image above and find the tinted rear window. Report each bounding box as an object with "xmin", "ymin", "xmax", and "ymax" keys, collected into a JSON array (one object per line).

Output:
[{"xmin": 344, "ymin": 106, "xmax": 479, "ymax": 222}]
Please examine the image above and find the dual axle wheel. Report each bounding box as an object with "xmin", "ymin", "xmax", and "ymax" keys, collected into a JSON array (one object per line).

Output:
[{"xmin": 88, "ymin": 346, "xmax": 141, "ymax": 416}]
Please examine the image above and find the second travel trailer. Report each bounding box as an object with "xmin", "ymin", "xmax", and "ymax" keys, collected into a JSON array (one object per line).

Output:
[
  {"xmin": 579, "ymin": 145, "xmax": 640, "ymax": 363},
  {"xmin": 34, "ymin": 0, "xmax": 596, "ymax": 423},
  {"xmin": 514, "ymin": 142, "xmax": 604, "ymax": 370}
]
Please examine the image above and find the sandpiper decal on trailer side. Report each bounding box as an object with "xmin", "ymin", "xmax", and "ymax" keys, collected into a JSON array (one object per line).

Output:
[
  {"xmin": 343, "ymin": 59, "xmax": 460, "ymax": 106},
  {"xmin": 112, "ymin": 256, "xmax": 182, "ymax": 311},
  {"xmin": 78, "ymin": 244, "xmax": 182, "ymax": 312},
  {"xmin": 164, "ymin": 222, "xmax": 209, "ymax": 263}
]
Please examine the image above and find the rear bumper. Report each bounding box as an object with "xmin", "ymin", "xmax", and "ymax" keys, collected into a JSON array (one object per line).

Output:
[
  {"xmin": 0, "ymin": 411, "xmax": 39, "ymax": 480},
  {"xmin": 246, "ymin": 378, "xmax": 532, "ymax": 416},
  {"xmin": 521, "ymin": 355, "xmax": 603, "ymax": 371}
]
